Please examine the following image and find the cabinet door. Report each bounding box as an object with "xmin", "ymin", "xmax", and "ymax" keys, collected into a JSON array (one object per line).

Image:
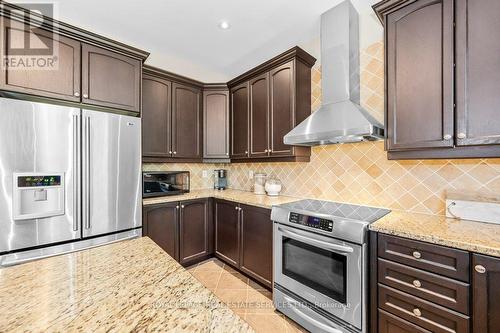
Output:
[
  {"xmin": 142, "ymin": 74, "xmax": 171, "ymax": 158},
  {"xmin": 143, "ymin": 203, "xmax": 179, "ymax": 261},
  {"xmin": 473, "ymin": 254, "xmax": 500, "ymax": 332},
  {"xmin": 204, "ymin": 90, "xmax": 229, "ymax": 159},
  {"xmin": 249, "ymin": 72, "xmax": 270, "ymax": 157},
  {"xmin": 456, "ymin": 0, "xmax": 500, "ymax": 146},
  {"xmin": 0, "ymin": 18, "xmax": 81, "ymax": 102},
  {"xmin": 214, "ymin": 199, "xmax": 240, "ymax": 267},
  {"xmin": 386, "ymin": 0, "xmax": 454, "ymax": 151},
  {"xmin": 270, "ymin": 61, "xmax": 295, "ymax": 156},
  {"xmin": 81, "ymin": 44, "xmax": 141, "ymax": 113},
  {"xmin": 230, "ymin": 82, "xmax": 249, "ymax": 159},
  {"xmin": 179, "ymin": 199, "xmax": 211, "ymax": 266},
  {"xmin": 240, "ymin": 204, "xmax": 272, "ymax": 288},
  {"xmin": 171, "ymin": 82, "xmax": 202, "ymax": 159}
]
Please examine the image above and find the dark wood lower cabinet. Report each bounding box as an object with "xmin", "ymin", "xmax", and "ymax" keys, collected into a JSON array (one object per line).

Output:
[
  {"xmin": 472, "ymin": 254, "xmax": 500, "ymax": 333},
  {"xmin": 179, "ymin": 199, "xmax": 212, "ymax": 266},
  {"xmin": 214, "ymin": 199, "xmax": 240, "ymax": 267},
  {"xmin": 239, "ymin": 204, "xmax": 272, "ymax": 288},
  {"xmin": 143, "ymin": 202, "xmax": 179, "ymax": 261}
]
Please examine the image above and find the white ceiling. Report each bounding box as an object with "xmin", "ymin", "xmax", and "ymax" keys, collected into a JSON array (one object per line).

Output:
[{"xmin": 53, "ymin": 0, "xmax": 382, "ymax": 82}]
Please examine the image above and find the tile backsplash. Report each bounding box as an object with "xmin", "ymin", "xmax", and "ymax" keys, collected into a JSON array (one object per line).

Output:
[{"xmin": 143, "ymin": 41, "xmax": 500, "ymax": 216}]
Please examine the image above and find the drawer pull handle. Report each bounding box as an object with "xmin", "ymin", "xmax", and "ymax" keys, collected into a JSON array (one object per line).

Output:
[
  {"xmin": 413, "ymin": 280, "xmax": 422, "ymax": 288},
  {"xmin": 413, "ymin": 308, "xmax": 422, "ymax": 317},
  {"xmin": 475, "ymin": 265, "xmax": 486, "ymax": 274},
  {"xmin": 412, "ymin": 251, "xmax": 422, "ymax": 259}
]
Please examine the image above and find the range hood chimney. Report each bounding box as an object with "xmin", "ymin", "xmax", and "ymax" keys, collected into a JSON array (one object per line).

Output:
[{"xmin": 284, "ymin": 0, "xmax": 384, "ymax": 146}]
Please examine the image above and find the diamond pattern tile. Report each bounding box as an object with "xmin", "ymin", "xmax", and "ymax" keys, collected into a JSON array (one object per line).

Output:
[{"xmin": 143, "ymin": 41, "xmax": 500, "ymax": 216}]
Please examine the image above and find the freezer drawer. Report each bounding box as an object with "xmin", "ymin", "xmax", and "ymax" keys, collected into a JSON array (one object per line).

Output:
[
  {"xmin": 82, "ymin": 110, "xmax": 141, "ymax": 238},
  {"xmin": 0, "ymin": 98, "xmax": 81, "ymax": 253}
]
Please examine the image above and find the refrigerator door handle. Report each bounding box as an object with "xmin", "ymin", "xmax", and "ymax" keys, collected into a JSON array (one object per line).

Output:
[
  {"xmin": 84, "ymin": 116, "xmax": 91, "ymax": 230},
  {"xmin": 72, "ymin": 114, "xmax": 79, "ymax": 232}
]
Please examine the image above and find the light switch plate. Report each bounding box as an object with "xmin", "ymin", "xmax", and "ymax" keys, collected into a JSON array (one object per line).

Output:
[
  {"xmin": 249, "ymin": 171, "xmax": 254, "ymax": 179},
  {"xmin": 202, "ymin": 170, "xmax": 208, "ymax": 178}
]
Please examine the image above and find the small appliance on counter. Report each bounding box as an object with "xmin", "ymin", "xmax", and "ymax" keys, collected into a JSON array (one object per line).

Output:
[
  {"xmin": 143, "ymin": 171, "xmax": 190, "ymax": 197},
  {"xmin": 265, "ymin": 178, "xmax": 282, "ymax": 196},
  {"xmin": 214, "ymin": 169, "xmax": 227, "ymax": 190},
  {"xmin": 254, "ymin": 173, "xmax": 267, "ymax": 195}
]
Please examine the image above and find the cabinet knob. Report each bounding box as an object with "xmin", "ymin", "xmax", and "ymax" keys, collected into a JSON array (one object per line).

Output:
[
  {"xmin": 443, "ymin": 134, "xmax": 452, "ymax": 140},
  {"xmin": 264, "ymin": 149, "xmax": 268, "ymax": 153},
  {"xmin": 269, "ymin": 149, "xmax": 272, "ymax": 153},
  {"xmin": 413, "ymin": 308, "xmax": 422, "ymax": 317},
  {"xmin": 169, "ymin": 151, "xmax": 172, "ymax": 154},
  {"xmin": 457, "ymin": 133, "xmax": 466, "ymax": 139},
  {"xmin": 413, "ymin": 280, "xmax": 422, "ymax": 288},
  {"xmin": 173, "ymin": 151, "xmax": 177, "ymax": 155},
  {"xmin": 245, "ymin": 151, "xmax": 248, "ymax": 154},
  {"xmin": 82, "ymin": 93, "xmax": 88, "ymax": 99},
  {"xmin": 226, "ymin": 152, "xmax": 229, "ymax": 156},
  {"xmin": 475, "ymin": 265, "xmax": 486, "ymax": 274},
  {"xmin": 235, "ymin": 206, "xmax": 239, "ymax": 210},
  {"xmin": 181, "ymin": 205, "xmax": 185, "ymax": 209},
  {"xmin": 176, "ymin": 205, "xmax": 179, "ymax": 209},
  {"xmin": 412, "ymin": 251, "xmax": 422, "ymax": 259},
  {"xmin": 74, "ymin": 92, "xmax": 80, "ymax": 97}
]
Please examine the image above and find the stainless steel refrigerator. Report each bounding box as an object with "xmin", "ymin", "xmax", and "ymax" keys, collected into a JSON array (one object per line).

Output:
[{"xmin": 0, "ymin": 98, "xmax": 142, "ymax": 266}]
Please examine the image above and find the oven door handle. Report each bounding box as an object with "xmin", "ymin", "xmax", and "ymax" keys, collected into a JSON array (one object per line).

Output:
[
  {"xmin": 283, "ymin": 295, "xmax": 345, "ymax": 333},
  {"xmin": 278, "ymin": 227, "xmax": 354, "ymax": 253}
]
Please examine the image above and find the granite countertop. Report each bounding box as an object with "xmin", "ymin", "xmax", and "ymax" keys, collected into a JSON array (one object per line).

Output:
[
  {"xmin": 0, "ymin": 237, "xmax": 253, "ymax": 332},
  {"xmin": 143, "ymin": 188, "xmax": 301, "ymax": 209},
  {"xmin": 370, "ymin": 211, "xmax": 500, "ymax": 258}
]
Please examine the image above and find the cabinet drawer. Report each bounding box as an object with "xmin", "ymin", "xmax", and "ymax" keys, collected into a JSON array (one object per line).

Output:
[
  {"xmin": 378, "ymin": 234, "xmax": 470, "ymax": 282},
  {"xmin": 378, "ymin": 259, "xmax": 469, "ymax": 314},
  {"xmin": 379, "ymin": 309, "xmax": 432, "ymax": 333},
  {"xmin": 379, "ymin": 285, "xmax": 469, "ymax": 333}
]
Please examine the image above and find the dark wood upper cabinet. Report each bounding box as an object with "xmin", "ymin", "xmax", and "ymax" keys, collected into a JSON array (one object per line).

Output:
[
  {"xmin": 142, "ymin": 74, "xmax": 171, "ymax": 158},
  {"xmin": 179, "ymin": 199, "xmax": 212, "ymax": 266},
  {"xmin": 171, "ymin": 82, "xmax": 202, "ymax": 159},
  {"xmin": 203, "ymin": 89, "xmax": 229, "ymax": 159},
  {"xmin": 472, "ymin": 254, "xmax": 500, "ymax": 333},
  {"xmin": 269, "ymin": 61, "xmax": 295, "ymax": 156},
  {"xmin": 0, "ymin": 18, "xmax": 81, "ymax": 102},
  {"xmin": 385, "ymin": 0, "xmax": 454, "ymax": 151},
  {"xmin": 81, "ymin": 44, "xmax": 141, "ymax": 113},
  {"xmin": 455, "ymin": 0, "xmax": 500, "ymax": 147},
  {"xmin": 239, "ymin": 204, "xmax": 272, "ymax": 288},
  {"xmin": 230, "ymin": 82, "xmax": 250, "ymax": 159},
  {"xmin": 143, "ymin": 203, "xmax": 179, "ymax": 261},
  {"xmin": 228, "ymin": 47, "xmax": 315, "ymax": 163},
  {"xmin": 249, "ymin": 72, "xmax": 270, "ymax": 158},
  {"xmin": 214, "ymin": 199, "xmax": 240, "ymax": 267},
  {"xmin": 374, "ymin": 0, "xmax": 500, "ymax": 159}
]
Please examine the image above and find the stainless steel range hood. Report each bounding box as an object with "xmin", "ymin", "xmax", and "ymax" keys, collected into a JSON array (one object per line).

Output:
[{"xmin": 284, "ymin": 0, "xmax": 384, "ymax": 146}]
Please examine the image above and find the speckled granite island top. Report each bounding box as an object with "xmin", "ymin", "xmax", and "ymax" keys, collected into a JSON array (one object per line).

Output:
[
  {"xmin": 370, "ymin": 211, "xmax": 500, "ymax": 258},
  {"xmin": 143, "ymin": 189, "xmax": 301, "ymax": 209},
  {"xmin": 0, "ymin": 237, "xmax": 253, "ymax": 332}
]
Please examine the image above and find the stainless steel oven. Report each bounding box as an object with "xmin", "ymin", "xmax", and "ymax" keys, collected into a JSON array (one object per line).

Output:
[{"xmin": 271, "ymin": 199, "xmax": 390, "ymax": 333}]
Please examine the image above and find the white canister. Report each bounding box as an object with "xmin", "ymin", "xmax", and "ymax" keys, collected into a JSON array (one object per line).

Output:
[
  {"xmin": 254, "ymin": 173, "xmax": 267, "ymax": 195},
  {"xmin": 265, "ymin": 178, "xmax": 282, "ymax": 196}
]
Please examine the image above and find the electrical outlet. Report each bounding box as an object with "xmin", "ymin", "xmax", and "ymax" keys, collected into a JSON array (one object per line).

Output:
[
  {"xmin": 249, "ymin": 170, "xmax": 254, "ymax": 179},
  {"xmin": 202, "ymin": 170, "xmax": 208, "ymax": 178}
]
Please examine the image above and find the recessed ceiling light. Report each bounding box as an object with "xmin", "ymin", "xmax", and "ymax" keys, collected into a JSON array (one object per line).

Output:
[{"xmin": 218, "ymin": 21, "xmax": 230, "ymax": 30}]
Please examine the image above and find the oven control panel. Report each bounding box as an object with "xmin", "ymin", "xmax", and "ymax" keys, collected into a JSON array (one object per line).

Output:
[{"xmin": 289, "ymin": 212, "xmax": 333, "ymax": 232}]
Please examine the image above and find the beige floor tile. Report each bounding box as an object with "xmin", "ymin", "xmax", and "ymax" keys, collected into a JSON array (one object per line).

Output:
[
  {"xmin": 246, "ymin": 289, "xmax": 276, "ymax": 314},
  {"xmin": 245, "ymin": 313, "xmax": 288, "ymax": 333},
  {"xmin": 195, "ymin": 259, "xmax": 224, "ymax": 272},
  {"xmin": 213, "ymin": 289, "xmax": 249, "ymax": 311},
  {"xmin": 217, "ymin": 272, "xmax": 249, "ymax": 290},
  {"xmin": 190, "ymin": 270, "xmax": 221, "ymax": 289}
]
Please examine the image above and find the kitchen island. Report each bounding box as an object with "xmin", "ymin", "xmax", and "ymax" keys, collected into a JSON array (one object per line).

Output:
[{"xmin": 0, "ymin": 237, "xmax": 253, "ymax": 332}]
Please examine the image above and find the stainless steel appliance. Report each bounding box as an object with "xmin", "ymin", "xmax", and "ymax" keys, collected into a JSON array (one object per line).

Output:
[
  {"xmin": 0, "ymin": 98, "xmax": 142, "ymax": 266},
  {"xmin": 214, "ymin": 169, "xmax": 227, "ymax": 190},
  {"xmin": 271, "ymin": 199, "xmax": 390, "ymax": 333},
  {"xmin": 143, "ymin": 171, "xmax": 190, "ymax": 197}
]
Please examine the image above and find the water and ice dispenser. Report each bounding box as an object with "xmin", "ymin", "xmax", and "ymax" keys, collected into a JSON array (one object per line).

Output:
[{"xmin": 12, "ymin": 173, "xmax": 65, "ymax": 220}]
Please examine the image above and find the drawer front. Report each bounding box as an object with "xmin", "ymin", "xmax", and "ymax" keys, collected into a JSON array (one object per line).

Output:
[
  {"xmin": 378, "ymin": 259, "xmax": 469, "ymax": 314},
  {"xmin": 379, "ymin": 285, "xmax": 469, "ymax": 333},
  {"xmin": 379, "ymin": 309, "xmax": 432, "ymax": 333},
  {"xmin": 378, "ymin": 234, "xmax": 470, "ymax": 282}
]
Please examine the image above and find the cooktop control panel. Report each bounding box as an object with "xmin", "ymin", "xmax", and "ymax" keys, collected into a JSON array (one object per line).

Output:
[{"xmin": 289, "ymin": 212, "xmax": 333, "ymax": 232}]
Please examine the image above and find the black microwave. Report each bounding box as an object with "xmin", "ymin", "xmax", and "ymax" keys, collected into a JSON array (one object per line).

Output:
[{"xmin": 143, "ymin": 171, "xmax": 190, "ymax": 198}]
